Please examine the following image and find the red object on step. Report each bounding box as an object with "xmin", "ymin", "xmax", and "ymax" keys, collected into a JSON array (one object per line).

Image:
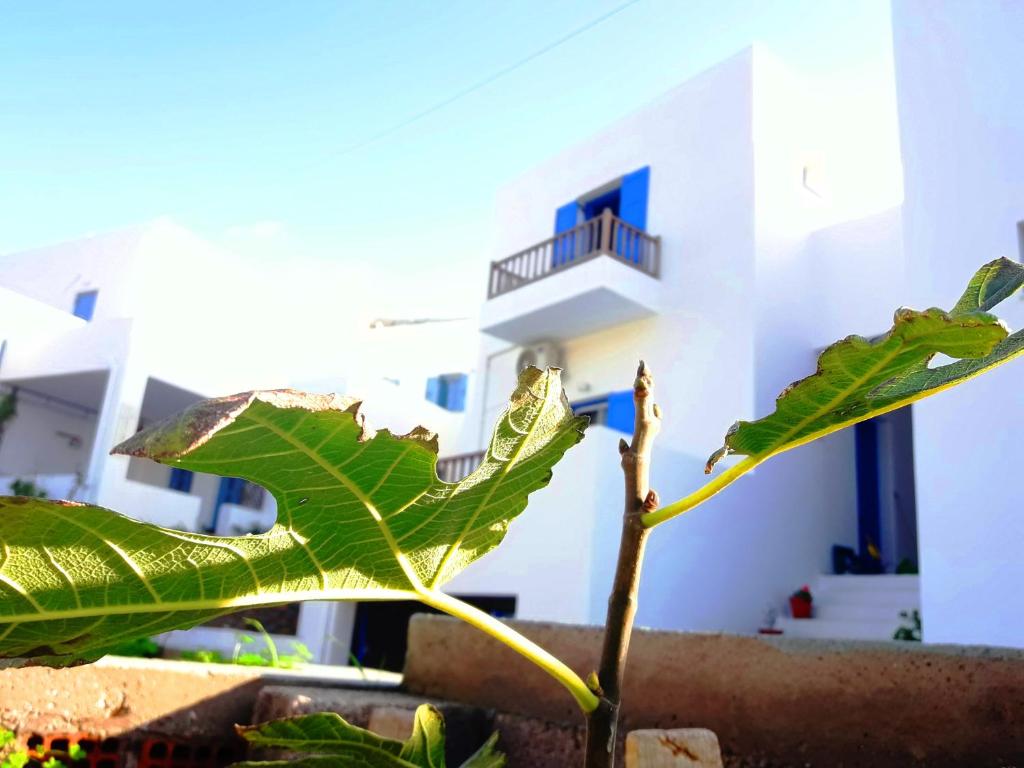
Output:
[{"xmin": 789, "ymin": 596, "xmax": 812, "ymax": 618}]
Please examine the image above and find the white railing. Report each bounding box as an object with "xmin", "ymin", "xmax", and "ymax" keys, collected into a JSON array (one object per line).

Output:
[
  {"xmin": 215, "ymin": 501, "xmax": 278, "ymax": 536},
  {"xmin": 102, "ymin": 479, "xmax": 204, "ymax": 531}
]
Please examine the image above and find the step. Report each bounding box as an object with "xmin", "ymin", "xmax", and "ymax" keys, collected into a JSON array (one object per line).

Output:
[
  {"xmin": 775, "ymin": 616, "xmax": 904, "ymax": 641},
  {"xmin": 813, "ymin": 574, "xmax": 920, "ymax": 594},
  {"xmin": 813, "ymin": 601, "xmax": 919, "ymax": 622},
  {"xmin": 810, "ymin": 590, "xmax": 920, "ymax": 608}
]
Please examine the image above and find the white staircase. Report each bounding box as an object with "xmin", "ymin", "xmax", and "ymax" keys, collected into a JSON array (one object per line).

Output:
[{"xmin": 774, "ymin": 575, "xmax": 920, "ymax": 641}]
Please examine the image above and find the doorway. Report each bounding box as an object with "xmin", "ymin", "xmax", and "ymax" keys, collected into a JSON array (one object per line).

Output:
[
  {"xmin": 350, "ymin": 595, "xmax": 516, "ymax": 672},
  {"xmin": 855, "ymin": 406, "xmax": 919, "ymax": 572}
]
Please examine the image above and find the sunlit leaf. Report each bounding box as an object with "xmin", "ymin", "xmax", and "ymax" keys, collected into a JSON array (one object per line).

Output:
[
  {"xmin": 235, "ymin": 711, "xmax": 409, "ymax": 767},
  {"xmin": 706, "ymin": 257, "xmax": 1024, "ymax": 472},
  {"xmin": 0, "ymin": 367, "xmax": 584, "ymax": 666},
  {"xmin": 233, "ymin": 705, "xmax": 504, "ymax": 768}
]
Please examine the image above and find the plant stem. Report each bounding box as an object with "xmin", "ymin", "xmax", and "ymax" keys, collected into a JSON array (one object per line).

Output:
[
  {"xmin": 584, "ymin": 361, "xmax": 661, "ymax": 768},
  {"xmin": 419, "ymin": 588, "xmax": 600, "ymax": 713},
  {"xmin": 641, "ymin": 455, "xmax": 760, "ymax": 527}
]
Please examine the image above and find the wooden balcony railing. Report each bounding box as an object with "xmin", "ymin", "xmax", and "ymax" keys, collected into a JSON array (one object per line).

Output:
[
  {"xmin": 487, "ymin": 209, "xmax": 661, "ymax": 299},
  {"xmin": 436, "ymin": 450, "xmax": 486, "ymax": 483}
]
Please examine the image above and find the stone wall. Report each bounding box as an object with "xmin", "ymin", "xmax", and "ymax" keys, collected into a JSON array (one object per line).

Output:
[{"xmin": 403, "ymin": 615, "xmax": 1024, "ymax": 767}]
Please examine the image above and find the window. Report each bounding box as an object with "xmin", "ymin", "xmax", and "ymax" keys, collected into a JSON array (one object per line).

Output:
[
  {"xmin": 582, "ymin": 186, "xmax": 621, "ymax": 221},
  {"xmin": 72, "ymin": 290, "xmax": 98, "ymax": 321},
  {"xmin": 207, "ymin": 476, "xmax": 265, "ymax": 533},
  {"xmin": 572, "ymin": 396, "xmax": 609, "ymax": 427},
  {"xmin": 425, "ymin": 373, "xmax": 467, "ymax": 412},
  {"xmin": 571, "ymin": 390, "xmax": 634, "ymax": 433},
  {"xmin": 553, "ymin": 166, "xmax": 650, "ymax": 236},
  {"xmin": 350, "ymin": 595, "xmax": 515, "ymax": 672},
  {"xmin": 552, "ymin": 166, "xmax": 650, "ymax": 266},
  {"xmin": 168, "ymin": 467, "xmax": 194, "ymax": 493},
  {"xmin": 217, "ymin": 476, "xmax": 265, "ymax": 510}
]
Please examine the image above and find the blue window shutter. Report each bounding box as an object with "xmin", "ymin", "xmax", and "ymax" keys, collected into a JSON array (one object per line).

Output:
[
  {"xmin": 606, "ymin": 390, "xmax": 635, "ymax": 434},
  {"xmin": 554, "ymin": 201, "xmax": 580, "ymax": 233},
  {"xmin": 619, "ymin": 167, "xmax": 650, "ymax": 231},
  {"xmin": 553, "ymin": 201, "xmax": 580, "ymax": 266},
  {"xmin": 168, "ymin": 467, "xmax": 193, "ymax": 493},
  {"xmin": 72, "ymin": 290, "xmax": 98, "ymax": 321},
  {"xmin": 447, "ymin": 374, "xmax": 467, "ymax": 412},
  {"xmin": 425, "ymin": 376, "xmax": 441, "ymax": 406},
  {"xmin": 217, "ymin": 477, "xmax": 244, "ymax": 506},
  {"xmin": 618, "ymin": 167, "xmax": 650, "ymax": 263}
]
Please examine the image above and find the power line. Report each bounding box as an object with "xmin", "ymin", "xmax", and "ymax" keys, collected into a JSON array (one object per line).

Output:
[{"xmin": 331, "ymin": 0, "xmax": 643, "ymax": 158}]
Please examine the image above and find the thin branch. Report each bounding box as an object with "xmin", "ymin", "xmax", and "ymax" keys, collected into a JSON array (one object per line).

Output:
[{"xmin": 584, "ymin": 361, "xmax": 661, "ymax": 768}]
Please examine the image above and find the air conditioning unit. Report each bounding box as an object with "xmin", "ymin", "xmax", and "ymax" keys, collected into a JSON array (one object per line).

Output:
[{"xmin": 516, "ymin": 341, "xmax": 565, "ymax": 372}]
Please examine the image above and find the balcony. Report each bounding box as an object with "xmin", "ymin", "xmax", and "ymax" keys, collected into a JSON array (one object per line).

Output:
[
  {"xmin": 436, "ymin": 451, "xmax": 486, "ymax": 483},
  {"xmin": 481, "ymin": 210, "xmax": 662, "ymax": 343}
]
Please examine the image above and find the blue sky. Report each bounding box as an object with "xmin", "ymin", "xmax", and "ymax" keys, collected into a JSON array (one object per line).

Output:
[{"xmin": 1, "ymin": 0, "xmax": 895, "ymax": 317}]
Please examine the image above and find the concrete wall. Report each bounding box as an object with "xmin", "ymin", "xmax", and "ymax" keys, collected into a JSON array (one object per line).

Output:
[
  {"xmin": 892, "ymin": 0, "xmax": 1024, "ymax": 646},
  {"xmin": 405, "ymin": 615, "xmax": 1024, "ymax": 767}
]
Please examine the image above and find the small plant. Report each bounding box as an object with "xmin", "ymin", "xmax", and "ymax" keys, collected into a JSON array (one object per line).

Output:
[
  {"xmin": 0, "ymin": 728, "xmax": 86, "ymax": 768},
  {"xmin": 789, "ymin": 584, "xmax": 813, "ymax": 619},
  {"xmin": 180, "ymin": 648, "xmax": 226, "ymax": 664},
  {"xmin": 181, "ymin": 618, "xmax": 313, "ymax": 669},
  {"xmin": 893, "ymin": 609, "xmax": 922, "ymax": 642},
  {"xmin": 0, "ymin": 259, "xmax": 1022, "ymax": 767},
  {"xmin": 0, "ymin": 389, "xmax": 16, "ymax": 450},
  {"xmin": 106, "ymin": 636, "xmax": 160, "ymax": 658},
  {"xmin": 8, "ymin": 479, "xmax": 45, "ymax": 499},
  {"xmin": 236, "ymin": 704, "xmax": 505, "ymax": 767},
  {"xmin": 791, "ymin": 585, "xmax": 812, "ymax": 603}
]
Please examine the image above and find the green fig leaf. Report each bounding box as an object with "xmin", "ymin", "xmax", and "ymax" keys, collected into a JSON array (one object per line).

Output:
[
  {"xmin": 0, "ymin": 367, "xmax": 584, "ymax": 666},
  {"xmin": 233, "ymin": 705, "xmax": 503, "ymax": 768},
  {"xmin": 706, "ymin": 257, "xmax": 1024, "ymax": 472}
]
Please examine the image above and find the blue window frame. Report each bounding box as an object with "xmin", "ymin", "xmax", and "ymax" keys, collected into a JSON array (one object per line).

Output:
[
  {"xmin": 72, "ymin": 290, "xmax": 98, "ymax": 321},
  {"xmin": 168, "ymin": 467, "xmax": 194, "ymax": 493},
  {"xmin": 425, "ymin": 373, "xmax": 468, "ymax": 412},
  {"xmin": 571, "ymin": 390, "xmax": 634, "ymax": 434}
]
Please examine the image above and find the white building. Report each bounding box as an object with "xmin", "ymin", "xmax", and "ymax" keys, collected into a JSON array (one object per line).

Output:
[
  {"xmin": 1, "ymin": 0, "xmax": 1020, "ymax": 662},
  {"xmin": 442, "ymin": 1, "xmax": 1023, "ymax": 647},
  {"xmin": 0, "ymin": 219, "xmax": 476, "ymax": 663}
]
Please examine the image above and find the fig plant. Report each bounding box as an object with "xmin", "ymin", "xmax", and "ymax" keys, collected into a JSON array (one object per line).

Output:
[{"xmin": 0, "ymin": 258, "xmax": 1021, "ymax": 768}]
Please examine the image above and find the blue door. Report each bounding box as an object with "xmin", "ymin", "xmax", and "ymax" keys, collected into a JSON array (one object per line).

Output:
[{"xmin": 210, "ymin": 476, "xmax": 246, "ymax": 533}]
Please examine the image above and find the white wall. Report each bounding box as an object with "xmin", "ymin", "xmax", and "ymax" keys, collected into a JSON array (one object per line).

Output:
[
  {"xmin": 0, "ymin": 394, "xmax": 97, "ymax": 478},
  {"xmin": 0, "ymin": 473, "xmax": 83, "ymax": 501},
  {"xmin": 104, "ymin": 476, "xmax": 203, "ymax": 531},
  {"xmin": 460, "ymin": 47, "xmax": 894, "ymax": 632},
  {"xmin": 634, "ymin": 436, "xmax": 858, "ymax": 633},
  {"xmin": 893, "ymin": 0, "xmax": 1024, "ymax": 647},
  {"xmin": 0, "ymin": 228, "xmax": 145, "ymax": 320},
  {"xmin": 471, "ymin": 48, "xmax": 759, "ymax": 459}
]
